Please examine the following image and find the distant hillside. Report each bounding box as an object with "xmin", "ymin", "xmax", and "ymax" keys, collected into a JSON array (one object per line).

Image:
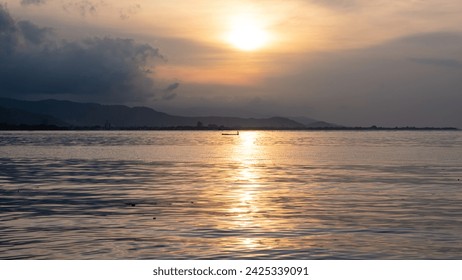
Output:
[
  {"xmin": 0, "ymin": 106, "xmax": 68, "ymax": 127},
  {"xmin": 289, "ymin": 116, "xmax": 341, "ymax": 128},
  {"xmin": 0, "ymin": 98, "xmax": 305, "ymax": 129}
]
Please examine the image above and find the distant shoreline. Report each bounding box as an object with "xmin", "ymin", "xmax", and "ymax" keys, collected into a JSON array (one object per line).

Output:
[{"xmin": 0, "ymin": 124, "xmax": 459, "ymax": 131}]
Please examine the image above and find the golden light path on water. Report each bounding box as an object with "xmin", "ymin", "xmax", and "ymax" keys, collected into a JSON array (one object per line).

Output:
[
  {"xmin": 216, "ymin": 131, "xmax": 309, "ymax": 254},
  {"xmin": 229, "ymin": 132, "xmax": 264, "ymax": 250}
]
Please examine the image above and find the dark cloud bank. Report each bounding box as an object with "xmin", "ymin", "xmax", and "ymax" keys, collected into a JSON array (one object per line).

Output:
[{"xmin": 0, "ymin": 4, "xmax": 164, "ymax": 103}]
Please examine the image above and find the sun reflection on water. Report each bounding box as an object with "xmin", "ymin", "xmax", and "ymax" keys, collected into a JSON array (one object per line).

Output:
[{"xmin": 226, "ymin": 131, "xmax": 268, "ymax": 250}]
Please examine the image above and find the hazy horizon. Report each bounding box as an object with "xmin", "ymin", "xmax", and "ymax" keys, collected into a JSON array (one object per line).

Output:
[{"xmin": 1, "ymin": 1, "xmax": 462, "ymax": 127}]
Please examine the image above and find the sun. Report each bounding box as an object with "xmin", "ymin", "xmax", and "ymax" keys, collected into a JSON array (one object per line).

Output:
[{"xmin": 226, "ymin": 15, "xmax": 269, "ymax": 51}]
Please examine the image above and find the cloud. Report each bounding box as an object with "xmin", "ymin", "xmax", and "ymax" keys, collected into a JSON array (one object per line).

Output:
[
  {"xmin": 20, "ymin": 0, "xmax": 47, "ymax": 6},
  {"xmin": 20, "ymin": 0, "xmax": 141, "ymax": 20},
  {"xmin": 164, "ymin": 82, "xmax": 180, "ymax": 92},
  {"xmin": 0, "ymin": 5, "xmax": 17, "ymax": 55},
  {"xmin": 410, "ymin": 58, "xmax": 462, "ymax": 69},
  {"xmin": 119, "ymin": 3, "xmax": 141, "ymax": 20},
  {"xmin": 307, "ymin": 0, "xmax": 358, "ymax": 10},
  {"xmin": 62, "ymin": 0, "xmax": 105, "ymax": 17},
  {"xmin": 17, "ymin": 21, "xmax": 53, "ymax": 44},
  {"xmin": 0, "ymin": 4, "xmax": 162, "ymax": 103},
  {"xmin": 161, "ymin": 82, "xmax": 180, "ymax": 100},
  {"xmin": 399, "ymin": 32, "xmax": 462, "ymax": 47}
]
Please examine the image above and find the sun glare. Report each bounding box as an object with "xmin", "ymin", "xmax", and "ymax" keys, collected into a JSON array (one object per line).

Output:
[{"xmin": 226, "ymin": 15, "xmax": 269, "ymax": 51}]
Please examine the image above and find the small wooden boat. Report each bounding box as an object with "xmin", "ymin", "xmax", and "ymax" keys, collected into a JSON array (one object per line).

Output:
[{"xmin": 222, "ymin": 131, "xmax": 239, "ymax": 136}]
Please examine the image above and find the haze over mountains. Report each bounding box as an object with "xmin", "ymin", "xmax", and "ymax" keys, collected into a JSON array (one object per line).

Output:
[{"xmin": 0, "ymin": 98, "xmax": 336, "ymax": 129}]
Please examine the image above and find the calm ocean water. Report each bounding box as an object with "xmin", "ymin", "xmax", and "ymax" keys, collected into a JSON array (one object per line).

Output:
[{"xmin": 0, "ymin": 130, "xmax": 461, "ymax": 259}]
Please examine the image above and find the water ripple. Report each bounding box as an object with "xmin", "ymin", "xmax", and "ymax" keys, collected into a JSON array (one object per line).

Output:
[{"xmin": 1, "ymin": 131, "xmax": 461, "ymax": 259}]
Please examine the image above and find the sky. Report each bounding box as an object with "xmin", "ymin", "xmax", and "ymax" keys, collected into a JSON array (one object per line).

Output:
[{"xmin": 1, "ymin": 0, "xmax": 462, "ymax": 127}]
